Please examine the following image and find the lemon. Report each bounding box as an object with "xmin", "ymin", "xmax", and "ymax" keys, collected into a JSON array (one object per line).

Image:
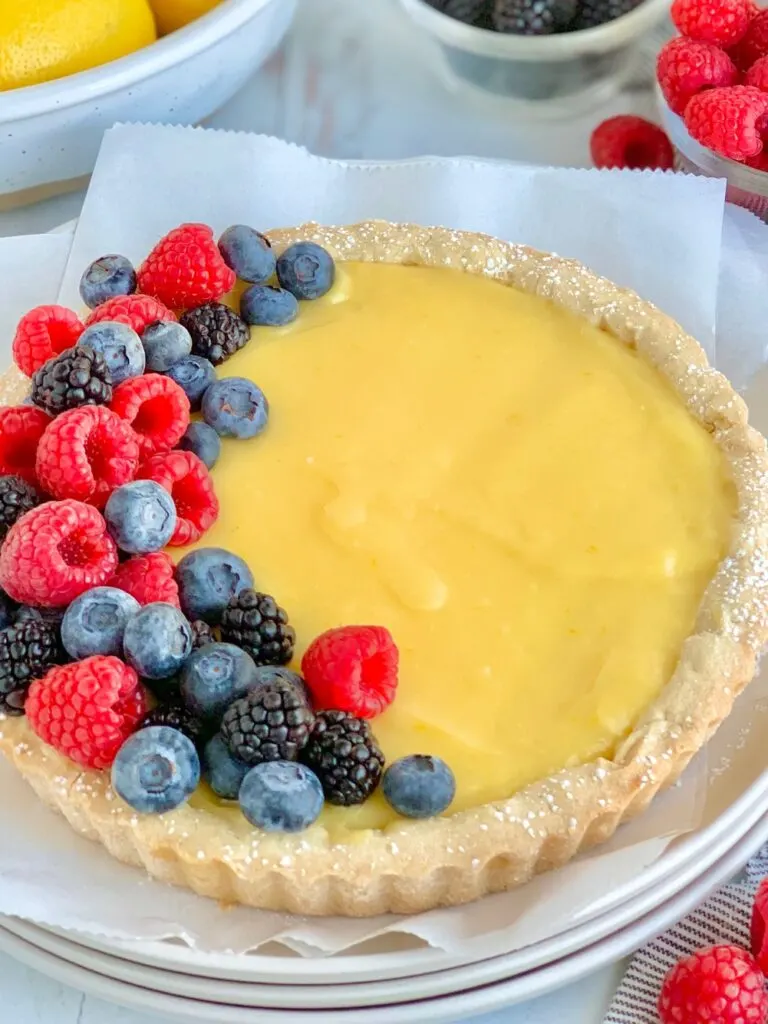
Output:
[
  {"xmin": 0, "ymin": 0, "xmax": 157, "ymax": 91},
  {"xmin": 148, "ymin": 0, "xmax": 223, "ymax": 36}
]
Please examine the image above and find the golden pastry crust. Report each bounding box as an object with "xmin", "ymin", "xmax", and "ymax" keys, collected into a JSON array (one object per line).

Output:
[{"xmin": 1, "ymin": 221, "xmax": 767, "ymax": 917}]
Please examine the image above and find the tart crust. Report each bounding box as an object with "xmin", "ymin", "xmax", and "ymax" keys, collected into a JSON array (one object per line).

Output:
[{"xmin": 1, "ymin": 221, "xmax": 767, "ymax": 917}]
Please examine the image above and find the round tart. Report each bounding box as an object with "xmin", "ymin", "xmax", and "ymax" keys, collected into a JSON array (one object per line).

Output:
[{"xmin": 0, "ymin": 221, "xmax": 767, "ymax": 917}]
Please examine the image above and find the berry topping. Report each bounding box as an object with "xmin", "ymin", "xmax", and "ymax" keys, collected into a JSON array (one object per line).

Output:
[
  {"xmin": 731, "ymin": 10, "xmax": 768, "ymax": 70},
  {"xmin": 180, "ymin": 642, "xmax": 259, "ymax": 723},
  {"xmin": 751, "ymin": 876, "xmax": 768, "ymax": 972},
  {"xmin": 175, "ymin": 547, "xmax": 254, "ymax": 624},
  {"xmin": 79, "ymin": 255, "xmax": 137, "ymax": 310},
  {"xmin": 220, "ymin": 678, "xmax": 314, "ymax": 766},
  {"xmin": 112, "ymin": 725, "xmax": 200, "ymax": 814},
  {"xmin": 26, "ymin": 655, "xmax": 147, "ymax": 769},
  {"xmin": 104, "ymin": 480, "xmax": 177, "ymax": 554},
  {"xmin": 109, "ymin": 373, "xmax": 190, "ymax": 458},
  {"xmin": 0, "ymin": 501, "xmax": 118, "ymax": 607},
  {"xmin": 493, "ymin": 0, "xmax": 576, "ymax": 33},
  {"xmin": 301, "ymin": 625, "xmax": 399, "ymax": 719},
  {"xmin": 12, "ymin": 305, "xmax": 84, "ymax": 378},
  {"xmin": 77, "ymin": 322, "xmax": 146, "ymax": 385},
  {"xmin": 0, "ymin": 618, "xmax": 64, "ymax": 717},
  {"xmin": 31, "ymin": 345, "xmax": 113, "ymax": 416},
  {"xmin": 165, "ymin": 355, "xmax": 217, "ymax": 411},
  {"xmin": 218, "ymin": 225, "xmax": 276, "ymax": 284},
  {"xmin": 0, "ymin": 406, "xmax": 50, "ymax": 486},
  {"xmin": 203, "ymin": 733, "xmax": 250, "ymax": 800},
  {"xmin": 190, "ymin": 618, "xmax": 216, "ymax": 649},
  {"xmin": 685, "ymin": 85, "xmax": 768, "ymax": 161},
  {"xmin": 570, "ymin": 0, "xmax": 643, "ymax": 29},
  {"xmin": 0, "ymin": 475, "xmax": 42, "ymax": 541},
  {"xmin": 430, "ymin": 0, "xmax": 492, "ymax": 25},
  {"xmin": 590, "ymin": 115, "xmax": 675, "ymax": 170},
  {"xmin": 141, "ymin": 320, "xmax": 193, "ymax": 373},
  {"xmin": 179, "ymin": 302, "xmax": 250, "ymax": 366},
  {"xmin": 747, "ymin": 54, "xmax": 768, "ymax": 90},
  {"xmin": 137, "ymin": 450, "xmax": 218, "ymax": 546},
  {"xmin": 61, "ymin": 586, "xmax": 140, "ymax": 659},
  {"xmin": 276, "ymin": 242, "xmax": 336, "ymax": 300},
  {"xmin": 85, "ymin": 293, "xmax": 177, "ymax": 335},
  {"xmin": 382, "ymin": 755, "xmax": 456, "ymax": 818},
  {"xmin": 240, "ymin": 285, "xmax": 299, "ymax": 327},
  {"xmin": 671, "ymin": 0, "xmax": 752, "ymax": 46},
  {"xmin": 658, "ymin": 944, "xmax": 768, "ymax": 1024},
  {"xmin": 122, "ymin": 602, "xmax": 193, "ymax": 679},
  {"xmin": 35, "ymin": 405, "xmax": 140, "ymax": 507},
  {"xmin": 201, "ymin": 377, "xmax": 269, "ymax": 439},
  {"xmin": 0, "ymin": 590, "xmax": 16, "ymax": 631},
  {"xmin": 657, "ymin": 37, "xmax": 740, "ymax": 117},
  {"xmin": 108, "ymin": 551, "xmax": 180, "ymax": 608},
  {"xmin": 220, "ymin": 589, "xmax": 295, "ymax": 666},
  {"xmin": 137, "ymin": 223, "xmax": 236, "ymax": 310},
  {"xmin": 138, "ymin": 702, "xmax": 207, "ymax": 749},
  {"xmin": 177, "ymin": 421, "xmax": 221, "ymax": 470},
  {"xmin": 300, "ymin": 710, "xmax": 385, "ymax": 806},
  {"xmin": 239, "ymin": 761, "xmax": 324, "ymax": 832}
]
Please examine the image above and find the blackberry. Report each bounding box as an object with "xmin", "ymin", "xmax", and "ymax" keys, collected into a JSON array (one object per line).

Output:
[
  {"xmin": 494, "ymin": 0, "xmax": 576, "ymax": 33},
  {"xmin": 191, "ymin": 619, "xmax": 216, "ymax": 650},
  {"xmin": 138, "ymin": 703, "xmax": 207, "ymax": 748},
  {"xmin": 300, "ymin": 710, "xmax": 384, "ymax": 806},
  {"xmin": 15, "ymin": 605, "xmax": 66, "ymax": 627},
  {"xmin": 30, "ymin": 345, "xmax": 112, "ymax": 416},
  {"xmin": 429, "ymin": 0, "xmax": 494, "ymax": 26},
  {"xmin": 219, "ymin": 590, "xmax": 294, "ymax": 666},
  {"xmin": 0, "ymin": 618, "xmax": 64, "ymax": 716},
  {"xmin": 569, "ymin": 0, "xmax": 642, "ymax": 28},
  {"xmin": 0, "ymin": 475, "xmax": 41, "ymax": 542},
  {"xmin": 180, "ymin": 303, "xmax": 250, "ymax": 366},
  {"xmin": 220, "ymin": 679, "xmax": 313, "ymax": 766}
]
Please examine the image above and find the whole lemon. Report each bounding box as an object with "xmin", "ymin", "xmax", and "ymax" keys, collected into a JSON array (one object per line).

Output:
[
  {"xmin": 148, "ymin": 0, "xmax": 223, "ymax": 36},
  {"xmin": 0, "ymin": 0, "xmax": 157, "ymax": 91}
]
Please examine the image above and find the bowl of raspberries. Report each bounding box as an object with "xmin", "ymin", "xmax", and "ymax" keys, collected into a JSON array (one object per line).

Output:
[{"xmin": 400, "ymin": 0, "xmax": 671, "ymax": 106}]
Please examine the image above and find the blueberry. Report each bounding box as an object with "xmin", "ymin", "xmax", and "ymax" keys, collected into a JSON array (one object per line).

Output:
[
  {"xmin": 79, "ymin": 254, "xmax": 137, "ymax": 310},
  {"xmin": 240, "ymin": 285, "xmax": 298, "ymax": 327},
  {"xmin": 180, "ymin": 642, "xmax": 259, "ymax": 723},
  {"xmin": 276, "ymin": 242, "xmax": 335, "ymax": 301},
  {"xmin": 78, "ymin": 321, "xmax": 145, "ymax": 385},
  {"xmin": 202, "ymin": 378, "xmax": 269, "ymax": 439},
  {"xmin": 123, "ymin": 602, "xmax": 193, "ymax": 680},
  {"xmin": 165, "ymin": 355, "xmax": 217, "ymax": 411},
  {"xmin": 61, "ymin": 586, "xmax": 140, "ymax": 659},
  {"xmin": 141, "ymin": 320, "xmax": 192, "ymax": 373},
  {"xmin": 176, "ymin": 547, "xmax": 254, "ymax": 624},
  {"xmin": 203, "ymin": 733, "xmax": 250, "ymax": 800},
  {"xmin": 112, "ymin": 726, "xmax": 200, "ymax": 814},
  {"xmin": 218, "ymin": 225, "xmax": 276, "ymax": 284},
  {"xmin": 239, "ymin": 761, "xmax": 324, "ymax": 832},
  {"xmin": 104, "ymin": 481, "xmax": 177, "ymax": 554},
  {"xmin": 382, "ymin": 755, "xmax": 456, "ymax": 819},
  {"xmin": 177, "ymin": 421, "xmax": 221, "ymax": 470}
]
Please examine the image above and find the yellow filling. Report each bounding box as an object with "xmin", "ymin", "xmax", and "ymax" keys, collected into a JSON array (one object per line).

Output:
[{"xmin": 189, "ymin": 261, "xmax": 733, "ymax": 833}]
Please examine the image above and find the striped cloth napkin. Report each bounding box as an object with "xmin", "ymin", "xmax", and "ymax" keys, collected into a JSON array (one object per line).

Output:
[{"xmin": 603, "ymin": 847, "xmax": 768, "ymax": 1022}]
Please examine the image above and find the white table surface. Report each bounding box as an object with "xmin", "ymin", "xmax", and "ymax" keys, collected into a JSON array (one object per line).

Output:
[{"xmin": 0, "ymin": 0, "xmax": 659, "ymax": 1018}]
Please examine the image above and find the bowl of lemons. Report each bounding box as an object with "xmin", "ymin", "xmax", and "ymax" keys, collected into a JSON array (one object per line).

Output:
[{"xmin": 0, "ymin": 0, "xmax": 297, "ymax": 200}]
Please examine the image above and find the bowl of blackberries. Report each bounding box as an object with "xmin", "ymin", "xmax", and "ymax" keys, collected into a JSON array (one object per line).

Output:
[{"xmin": 401, "ymin": 0, "xmax": 671, "ymax": 106}]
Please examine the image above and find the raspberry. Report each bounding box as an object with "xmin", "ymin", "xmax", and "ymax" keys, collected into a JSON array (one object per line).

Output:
[
  {"xmin": 0, "ymin": 500, "xmax": 118, "ymax": 607},
  {"xmin": 752, "ymin": 877, "xmax": 768, "ymax": 972},
  {"xmin": 12, "ymin": 305, "xmax": 84, "ymax": 378},
  {"xmin": 301, "ymin": 626, "xmax": 399, "ymax": 719},
  {"xmin": 671, "ymin": 0, "xmax": 752, "ymax": 46},
  {"xmin": 109, "ymin": 374, "xmax": 189, "ymax": 459},
  {"xmin": 685, "ymin": 85, "xmax": 768, "ymax": 161},
  {"xmin": 137, "ymin": 450, "xmax": 218, "ymax": 546},
  {"xmin": 657, "ymin": 37, "xmax": 740, "ymax": 116},
  {"xmin": 137, "ymin": 224, "xmax": 236, "ymax": 311},
  {"xmin": 659, "ymin": 944, "xmax": 768, "ymax": 1023},
  {"xmin": 84, "ymin": 294, "xmax": 177, "ymax": 335},
  {"xmin": 730, "ymin": 9, "xmax": 768, "ymax": 69},
  {"xmin": 590, "ymin": 115, "xmax": 674, "ymax": 169},
  {"xmin": 0, "ymin": 406, "xmax": 50, "ymax": 485},
  {"xmin": 35, "ymin": 406, "xmax": 140, "ymax": 507},
  {"xmin": 747, "ymin": 54, "xmax": 768, "ymax": 89},
  {"xmin": 26, "ymin": 656, "xmax": 148, "ymax": 769},
  {"xmin": 107, "ymin": 551, "xmax": 180, "ymax": 607}
]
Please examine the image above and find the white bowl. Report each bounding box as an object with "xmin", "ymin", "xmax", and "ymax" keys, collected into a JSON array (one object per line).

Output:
[{"xmin": 0, "ymin": 0, "xmax": 297, "ymax": 199}]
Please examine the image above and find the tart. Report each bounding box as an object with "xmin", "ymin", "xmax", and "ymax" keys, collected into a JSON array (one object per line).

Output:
[{"xmin": 0, "ymin": 221, "xmax": 766, "ymax": 917}]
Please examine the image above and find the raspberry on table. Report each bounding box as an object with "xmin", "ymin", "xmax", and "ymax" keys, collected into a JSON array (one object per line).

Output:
[
  {"xmin": 109, "ymin": 373, "xmax": 190, "ymax": 458},
  {"xmin": 658, "ymin": 944, "xmax": 768, "ymax": 1024},
  {"xmin": 493, "ymin": 0, "xmax": 577, "ymax": 33},
  {"xmin": 0, "ymin": 406, "xmax": 50, "ymax": 486},
  {"xmin": 0, "ymin": 476, "xmax": 42, "ymax": 542},
  {"xmin": 85, "ymin": 294, "xmax": 177, "ymax": 335},
  {"xmin": 747, "ymin": 54, "xmax": 768, "ymax": 89},
  {"xmin": 0, "ymin": 617, "xmax": 65, "ymax": 718},
  {"xmin": 26, "ymin": 656, "xmax": 148, "ymax": 770},
  {"xmin": 301, "ymin": 625, "xmax": 399, "ymax": 719},
  {"xmin": 137, "ymin": 223, "xmax": 237, "ymax": 311},
  {"xmin": 590, "ymin": 115, "xmax": 675, "ymax": 169},
  {"xmin": 731, "ymin": 10, "xmax": 768, "ymax": 70},
  {"xmin": 12, "ymin": 305, "xmax": 84, "ymax": 378},
  {"xmin": 137, "ymin": 450, "xmax": 218, "ymax": 546},
  {"xmin": 657, "ymin": 37, "xmax": 740, "ymax": 116},
  {"xmin": 108, "ymin": 551, "xmax": 180, "ymax": 607},
  {"xmin": 300, "ymin": 709, "xmax": 385, "ymax": 806},
  {"xmin": 671, "ymin": 0, "xmax": 752, "ymax": 46},
  {"xmin": 685, "ymin": 84, "xmax": 768, "ymax": 161},
  {"xmin": 30, "ymin": 345, "xmax": 113, "ymax": 416},
  {"xmin": 180, "ymin": 302, "xmax": 250, "ymax": 366},
  {"xmin": 35, "ymin": 405, "xmax": 140, "ymax": 507},
  {"xmin": 751, "ymin": 876, "xmax": 768, "ymax": 972},
  {"xmin": 0, "ymin": 500, "xmax": 119, "ymax": 607}
]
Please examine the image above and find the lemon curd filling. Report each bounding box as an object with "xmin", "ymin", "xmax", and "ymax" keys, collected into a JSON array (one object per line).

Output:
[{"xmin": 187, "ymin": 260, "xmax": 734, "ymax": 833}]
